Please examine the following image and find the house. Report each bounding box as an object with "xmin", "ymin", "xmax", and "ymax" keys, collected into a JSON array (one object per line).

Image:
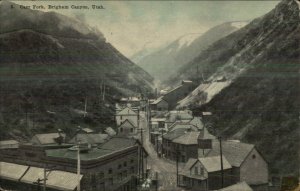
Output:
[
  {"xmin": 196, "ymin": 138, "xmax": 269, "ymax": 191},
  {"xmin": 161, "ymin": 80, "xmax": 197, "ymax": 110},
  {"xmin": 150, "ymin": 96, "xmax": 169, "ymax": 111},
  {"xmin": 162, "ymin": 124, "xmax": 215, "ymax": 162},
  {"xmin": 179, "ymin": 155, "xmax": 233, "ymax": 190},
  {"xmin": 30, "ymin": 133, "xmax": 66, "ymax": 145},
  {"xmin": 115, "ymin": 107, "xmax": 139, "ymax": 128},
  {"xmin": 164, "ymin": 110, "xmax": 194, "ymax": 128},
  {"xmin": 149, "ymin": 118, "xmax": 166, "ymax": 145},
  {"xmin": 68, "ymin": 133, "xmax": 109, "ymax": 145},
  {"xmin": 0, "ymin": 140, "xmax": 19, "ymax": 149},
  {"xmin": 118, "ymin": 119, "xmax": 138, "ymax": 137},
  {"xmin": 216, "ymin": 181, "xmax": 253, "ymax": 191}
]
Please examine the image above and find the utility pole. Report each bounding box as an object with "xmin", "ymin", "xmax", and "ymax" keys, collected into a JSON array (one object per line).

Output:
[
  {"xmin": 137, "ymin": 128, "xmax": 145, "ymax": 180},
  {"xmin": 77, "ymin": 141, "xmax": 81, "ymax": 191},
  {"xmin": 160, "ymin": 129, "xmax": 164, "ymax": 157},
  {"xmin": 218, "ymin": 136, "xmax": 224, "ymax": 188},
  {"xmin": 176, "ymin": 149, "xmax": 179, "ymax": 186},
  {"xmin": 84, "ymin": 97, "xmax": 87, "ymax": 118},
  {"xmin": 43, "ymin": 167, "xmax": 47, "ymax": 191}
]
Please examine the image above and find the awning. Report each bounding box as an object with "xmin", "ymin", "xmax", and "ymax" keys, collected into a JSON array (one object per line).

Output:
[
  {"xmin": 20, "ymin": 166, "xmax": 47, "ymax": 184},
  {"xmin": 0, "ymin": 162, "xmax": 29, "ymax": 181},
  {"xmin": 46, "ymin": 170, "xmax": 83, "ymax": 191},
  {"xmin": 0, "ymin": 162, "xmax": 82, "ymax": 191}
]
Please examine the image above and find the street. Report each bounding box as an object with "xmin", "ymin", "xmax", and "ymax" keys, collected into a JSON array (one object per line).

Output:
[{"xmin": 139, "ymin": 111, "xmax": 185, "ymax": 191}]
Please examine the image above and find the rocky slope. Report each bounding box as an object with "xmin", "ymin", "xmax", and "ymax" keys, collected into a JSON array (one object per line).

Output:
[
  {"xmin": 0, "ymin": 1, "xmax": 153, "ymax": 140},
  {"xmin": 177, "ymin": 0, "xmax": 299, "ymax": 175},
  {"xmin": 136, "ymin": 22, "xmax": 248, "ymax": 83}
]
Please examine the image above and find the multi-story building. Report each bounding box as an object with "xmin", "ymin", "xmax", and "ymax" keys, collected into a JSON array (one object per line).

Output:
[
  {"xmin": 0, "ymin": 137, "xmax": 147, "ymax": 191},
  {"xmin": 115, "ymin": 107, "xmax": 139, "ymax": 128}
]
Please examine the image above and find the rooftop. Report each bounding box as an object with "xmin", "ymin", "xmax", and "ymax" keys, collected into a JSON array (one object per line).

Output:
[
  {"xmin": 0, "ymin": 140, "xmax": 19, "ymax": 149},
  {"xmin": 199, "ymin": 140, "xmax": 255, "ymax": 167},
  {"xmin": 31, "ymin": 133, "xmax": 66, "ymax": 145},
  {"xmin": 0, "ymin": 162, "xmax": 82, "ymax": 191},
  {"xmin": 216, "ymin": 181, "xmax": 253, "ymax": 191},
  {"xmin": 69, "ymin": 133, "xmax": 109, "ymax": 145},
  {"xmin": 104, "ymin": 127, "xmax": 117, "ymax": 137},
  {"xmin": 100, "ymin": 137, "xmax": 138, "ymax": 151},
  {"xmin": 172, "ymin": 131, "xmax": 200, "ymax": 145},
  {"xmin": 116, "ymin": 107, "xmax": 138, "ymax": 116},
  {"xmin": 119, "ymin": 119, "xmax": 137, "ymax": 128},
  {"xmin": 151, "ymin": 96, "xmax": 167, "ymax": 105},
  {"xmin": 199, "ymin": 155, "xmax": 232, "ymax": 172},
  {"xmin": 47, "ymin": 137, "xmax": 139, "ymax": 161}
]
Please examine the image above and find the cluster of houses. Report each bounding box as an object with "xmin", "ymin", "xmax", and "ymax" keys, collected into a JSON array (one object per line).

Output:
[
  {"xmin": 0, "ymin": 80, "xmax": 271, "ymax": 191},
  {"xmin": 147, "ymin": 80, "xmax": 269, "ymax": 191}
]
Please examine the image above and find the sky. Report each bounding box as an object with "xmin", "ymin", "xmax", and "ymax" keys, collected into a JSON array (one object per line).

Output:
[{"xmin": 15, "ymin": 1, "xmax": 279, "ymax": 58}]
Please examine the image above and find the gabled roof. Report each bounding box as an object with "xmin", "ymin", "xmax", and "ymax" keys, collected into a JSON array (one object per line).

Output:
[
  {"xmin": 163, "ymin": 128, "xmax": 187, "ymax": 141},
  {"xmin": 202, "ymin": 140, "xmax": 255, "ymax": 167},
  {"xmin": 118, "ymin": 119, "xmax": 137, "ymax": 128},
  {"xmin": 173, "ymin": 131, "xmax": 200, "ymax": 145},
  {"xmin": 116, "ymin": 107, "xmax": 137, "ymax": 116},
  {"xmin": 180, "ymin": 158, "xmax": 198, "ymax": 175},
  {"xmin": 69, "ymin": 133, "xmax": 109, "ymax": 145},
  {"xmin": 100, "ymin": 137, "xmax": 138, "ymax": 151},
  {"xmin": 165, "ymin": 111, "xmax": 193, "ymax": 123},
  {"xmin": 199, "ymin": 155, "xmax": 232, "ymax": 173},
  {"xmin": 81, "ymin": 127, "xmax": 94, "ymax": 133},
  {"xmin": 189, "ymin": 117, "xmax": 204, "ymax": 130},
  {"xmin": 169, "ymin": 122, "xmax": 198, "ymax": 132},
  {"xmin": 104, "ymin": 127, "xmax": 117, "ymax": 137},
  {"xmin": 216, "ymin": 181, "xmax": 253, "ymax": 191},
  {"xmin": 151, "ymin": 96, "xmax": 168, "ymax": 105},
  {"xmin": 198, "ymin": 128, "xmax": 216, "ymax": 140},
  {"xmin": 0, "ymin": 140, "xmax": 19, "ymax": 149},
  {"xmin": 31, "ymin": 133, "xmax": 66, "ymax": 145}
]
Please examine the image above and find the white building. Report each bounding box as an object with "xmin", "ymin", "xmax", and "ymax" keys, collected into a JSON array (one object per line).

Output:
[{"xmin": 115, "ymin": 107, "xmax": 139, "ymax": 128}]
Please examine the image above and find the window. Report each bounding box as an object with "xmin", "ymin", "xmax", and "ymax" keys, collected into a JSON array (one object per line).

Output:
[
  {"xmin": 118, "ymin": 172, "xmax": 122, "ymax": 181},
  {"xmin": 130, "ymin": 128, "xmax": 133, "ymax": 133},
  {"xmin": 194, "ymin": 167, "xmax": 198, "ymax": 175},
  {"xmin": 123, "ymin": 161, "xmax": 127, "ymax": 167},
  {"xmin": 130, "ymin": 159, "xmax": 134, "ymax": 164},
  {"xmin": 109, "ymin": 178, "xmax": 113, "ymax": 185},
  {"xmin": 130, "ymin": 167, "xmax": 134, "ymax": 173},
  {"xmin": 118, "ymin": 164, "xmax": 122, "ymax": 169},
  {"xmin": 252, "ymin": 154, "xmax": 256, "ymax": 159},
  {"xmin": 91, "ymin": 174, "xmax": 96, "ymax": 184},
  {"xmin": 108, "ymin": 168, "xmax": 113, "ymax": 174},
  {"xmin": 120, "ymin": 116, "xmax": 123, "ymax": 120},
  {"xmin": 98, "ymin": 172, "xmax": 104, "ymax": 179},
  {"xmin": 123, "ymin": 170, "xmax": 127, "ymax": 178},
  {"xmin": 200, "ymin": 168, "xmax": 204, "ymax": 175},
  {"xmin": 120, "ymin": 128, "xmax": 123, "ymax": 133}
]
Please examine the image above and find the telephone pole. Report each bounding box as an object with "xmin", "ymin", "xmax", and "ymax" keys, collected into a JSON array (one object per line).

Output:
[{"xmin": 218, "ymin": 136, "xmax": 224, "ymax": 188}]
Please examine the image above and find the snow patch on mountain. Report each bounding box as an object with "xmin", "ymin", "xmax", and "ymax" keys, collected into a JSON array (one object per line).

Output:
[
  {"xmin": 178, "ymin": 81, "xmax": 231, "ymax": 107},
  {"xmin": 231, "ymin": 21, "xmax": 248, "ymax": 29},
  {"xmin": 177, "ymin": 33, "xmax": 202, "ymax": 49}
]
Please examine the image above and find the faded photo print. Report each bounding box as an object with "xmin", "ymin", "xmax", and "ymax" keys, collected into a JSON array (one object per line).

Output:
[{"xmin": 0, "ymin": 0, "xmax": 299, "ymax": 191}]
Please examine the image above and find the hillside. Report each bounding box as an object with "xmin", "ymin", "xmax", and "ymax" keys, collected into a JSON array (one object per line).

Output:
[
  {"xmin": 136, "ymin": 22, "xmax": 248, "ymax": 83},
  {"xmin": 0, "ymin": 1, "xmax": 153, "ymax": 140},
  {"xmin": 176, "ymin": 0, "xmax": 299, "ymax": 175}
]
